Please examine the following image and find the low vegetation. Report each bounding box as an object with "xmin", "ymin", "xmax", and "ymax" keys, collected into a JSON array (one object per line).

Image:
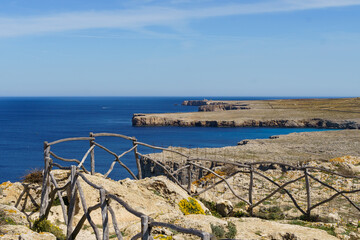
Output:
[
  {"xmin": 21, "ymin": 168, "xmax": 43, "ymax": 184},
  {"xmin": 178, "ymin": 197, "xmax": 205, "ymax": 215},
  {"xmin": 32, "ymin": 218, "xmax": 66, "ymax": 240}
]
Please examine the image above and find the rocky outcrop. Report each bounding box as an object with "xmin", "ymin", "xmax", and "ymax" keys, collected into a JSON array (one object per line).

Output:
[
  {"xmin": 182, "ymin": 100, "xmax": 209, "ymax": 106},
  {"xmin": 198, "ymin": 104, "xmax": 250, "ymax": 112},
  {"xmin": 0, "ymin": 225, "xmax": 56, "ymax": 240},
  {"xmin": 132, "ymin": 115, "xmax": 360, "ymax": 129},
  {"xmin": 133, "ymin": 98, "xmax": 360, "ymax": 128}
]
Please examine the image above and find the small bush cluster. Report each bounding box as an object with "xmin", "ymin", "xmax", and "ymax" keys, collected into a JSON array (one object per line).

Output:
[
  {"xmin": 211, "ymin": 222, "xmax": 237, "ymax": 239},
  {"xmin": 32, "ymin": 218, "xmax": 66, "ymax": 240},
  {"xmin": 178, "ymin": 197, "xmax": 205, "ymax": 215},
  {"xmin": 258, "ymin": 206, "xmax": 284, "ymax": 220},
  {"xmin": 21, "ymin": 169, "xmax": 43, "ymax": 184}
]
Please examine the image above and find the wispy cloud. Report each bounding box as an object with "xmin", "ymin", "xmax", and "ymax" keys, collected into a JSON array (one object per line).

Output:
[{"xmin": 1, "ymin": 0, "xmax": 360, "ymax": 37}]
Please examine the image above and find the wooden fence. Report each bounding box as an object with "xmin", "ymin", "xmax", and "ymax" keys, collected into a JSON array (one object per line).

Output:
[{"xmin": 40, "ymin": 132, "xmax": 360, "ymax": 239}]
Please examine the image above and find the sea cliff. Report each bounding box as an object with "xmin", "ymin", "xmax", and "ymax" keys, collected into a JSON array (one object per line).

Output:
[{"xmin": 133, "ymin": 98, "xmax": 360, "ymax": 128}]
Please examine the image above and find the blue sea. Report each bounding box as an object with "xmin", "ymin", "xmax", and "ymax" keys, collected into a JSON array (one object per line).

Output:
[{"xmin": 0, "ymin": 97, "xmax": 329, "ymax": 183}]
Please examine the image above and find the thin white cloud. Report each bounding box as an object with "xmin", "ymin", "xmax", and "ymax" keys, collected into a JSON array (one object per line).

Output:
[{"xmin": 1, "ymin": 0, "xmax": 360, "ymax": 37}]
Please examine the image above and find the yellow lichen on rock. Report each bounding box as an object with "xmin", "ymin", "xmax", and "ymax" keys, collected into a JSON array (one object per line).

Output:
[{"xmin": 330, "ymin": 155, "xmax": 360, "ymax": 165}]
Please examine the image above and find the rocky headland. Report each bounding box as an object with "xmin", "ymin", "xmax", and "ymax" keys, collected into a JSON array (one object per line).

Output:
[{"xmin": 133, "ymin": 98, "xmax": 360, "ymax": 128}]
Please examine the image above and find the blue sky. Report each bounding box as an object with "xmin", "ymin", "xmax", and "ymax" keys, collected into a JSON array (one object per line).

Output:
[{"xmin": 1, "ymin": 0, "xmax": 360, "ymax": 97}]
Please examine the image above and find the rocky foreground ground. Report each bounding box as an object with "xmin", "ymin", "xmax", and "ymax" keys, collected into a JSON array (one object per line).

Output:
[
  {"xmin": 132, "ymin": 97, "xmax": 360, "ymax": 128},
  {"xmin": 0, "ymin": 171, "xmax": 352, "ymax": 240}
]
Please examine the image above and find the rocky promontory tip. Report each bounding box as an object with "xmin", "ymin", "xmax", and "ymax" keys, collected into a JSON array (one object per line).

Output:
[{"xmin": 133, "ymin": 98, "xmax": 360, "ymax": 129}]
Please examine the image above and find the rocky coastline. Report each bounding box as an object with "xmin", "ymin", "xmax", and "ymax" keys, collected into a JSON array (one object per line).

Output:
[
  {"xmin": 132, "ymin": 115, "xmax": 360, "ymax": 128},
  {"xmin": 133, "ymin": 98, "xmax": 360, "ymax": 129}
]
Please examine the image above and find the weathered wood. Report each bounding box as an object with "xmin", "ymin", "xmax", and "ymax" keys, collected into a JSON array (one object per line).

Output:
[
  {"xmin": 50, "ymin": 151, "xmax": 80, "ymax": 164},
  {"xmin": 141, "ymin": 215, "xmax": 151, "ymax": 240},
  {"xmin": 134, "ymin": 141, "xmax": 189, "ymax": 158},
  {"xmin": 304, "ymin": 168, "xmax": 311, "ymax": 218},
  {"xmin": 150, "ymin": 221, "xmax": 210, "ymax": 238},
  {"xmin": 308, "ymin": 173, "xmax": 360, "ymax": 211},
  {"xmin": 130, "ymin": 233, "xmax": 142, "ymax": 240},
  {"xmin": 103, "ymin": 145, "xmax": 137, "ymax": 179},
  {"xmin": 49, "ymin": 173, "xmax": 68, "ymax": 225},
  {"xmin": 71, "ymin": 203, "xmax": 101, "ymax": 240},
  {"xmin": 77, "ymin": 172, "xmax": 103, "ymax": 189},
  {"xmin": 75, "ymin": 180, "xmax": 100, "ymax": 240},
  {"xmin": 133, "ymin": 140, "xmax": 142, "ymax": 180},
  {"xmin": 192, "ymin": 171, "xmax": 242, "ymax": 197},
  {"xmin": 189, "ymin": 157, "xmax": 249, "ymax": 168},
  {"xmin": 107, "ymin": 194, "xmax": 144, "ymax": 218},
  {"xmin": 50, "ymin": 162, "xmax": 71, "ymax": 170},
  {"xmin": 306, "ymin": 166, "xmax": 360, "ymax": 179},
  {"xmin": 48, "ymin": 137, "xmax": 95, "ymax": 146},
  {"xmin": 93, "ymin": 142, "xmax": 138, "ymax": 179},
  {"xmin": 250, "ymin": 175, "xmax": 305, "ymax": 210},
  {"xmin": 67, "ymin": 166, "xmax": 78, "ymax": 240},
  {"xmin": 249, "ymin": 165, "xmax": 254, "ymax": 216},
  {"xmin": 309, "ymin": 188, "xmax": 360, "ymax": 211},
  {"xmin": 187, "ymin": 163, "xmax": 192, "ymax": 193},
  {"xmin": 40, "ymin": 142, "xmax": 51, "ymax": 217},
  {"xmin": 100, "ymin": 188, "xmax": 109, "ymax": 240},
  {"xmin": 253, "ymin": 170, "xmax": 306, "ymax": 215},
  {"xmin": 171, "ymin": 165, "xmax": 190, "ymax": 176},
  {"xmin": 108, "ymin": 205, "xmax": 123, "ymax": 240},
  {"xmin": 90, "ymin": 132, "xmax": 95, "ymax": 175},
  {"xmin": 77, "ymin": 145, "xmax": 95, "ymax": 170},
  {"xmin": 191, "ymin": 162, "xmax": 250, "ymax": 205},
  {"xmin": 138, "ymin": 154, "xmax": 189, "ymax": 193},
  {"xmin": 92, "ymin": 132, "xmax": 136, "ymax": 141}
]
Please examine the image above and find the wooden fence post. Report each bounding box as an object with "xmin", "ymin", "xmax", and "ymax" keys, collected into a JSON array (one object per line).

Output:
[
  {"xmin": 304, "ymin": 167, "xmax": 311, "ymax": 219},
  {"xmin": 249, "ymin": 165, "xmax": 254, "ymax": 216},
  {"xmin": 100, "ymin": 188, "xmax": 109, "ymax": 240},
  {"xmin": 133, "ymin": 138, "xmax": 142, "ymax": 179},
  {"xmin": 202, "ymin": 232, "xmax": 211, "ymax": 240},
  {"xmin": 89, "ymin": 132, "xmax": 95, "ymax": 175},
  {"xmin": 40, "ymin": 142, "xmax": 51, "ymax": 218},
  {"xmin": 67, "ymin": 165, "xmax": 77, "ymax": 240},
  {"xmin": 187, "ymin": 160, "xmax": 192, "ymax": 194},
  {"xmin": 141, "ymin": 215, "xmax": 151, "ymax": 240}
]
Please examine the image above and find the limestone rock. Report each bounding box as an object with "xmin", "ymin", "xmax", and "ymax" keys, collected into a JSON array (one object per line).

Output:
[
  {"xmin": 327, "ymin": 212, "xmax": 341, "ymax": 223},
  {"xmin": 216, "ymin": 200, "xmax": 233, "ymax": 217},
  {"xmin": 0, "ymin": 204, "xmax": 28, "ymax": 226},
  {"xmin": 0, "ymin": 225, "xmax": 55, "ymax": 240},
  {"xmin": 0, "ymin": 181, "xmax": 41, "ymax": 211}
]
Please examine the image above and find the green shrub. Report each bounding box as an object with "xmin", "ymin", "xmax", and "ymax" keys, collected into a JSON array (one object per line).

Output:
[
  {"xmin": 32, "ymin": 218, "xmax": 66, "ymax": 240},
  {"xmin": 210, "ymin": 224, "xmax": 224, "ymax": 238},
  {"xmin": 258, "ymin": 206, "xmax": 284, "ymax": 220},
  {"xmin": 225, "ymin": 222, "xmax": 237, "ymax": 238}
]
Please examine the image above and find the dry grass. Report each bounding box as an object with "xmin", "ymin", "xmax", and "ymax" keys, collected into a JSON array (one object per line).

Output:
[{"xmin": 21, "ymin": 168, "xmax": 43, "ymax": 184}]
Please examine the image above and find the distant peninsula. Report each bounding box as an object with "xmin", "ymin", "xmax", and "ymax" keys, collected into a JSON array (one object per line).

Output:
[{"xmin": 132, "ymin": 97, "xmax": 360, "ymax": 128}]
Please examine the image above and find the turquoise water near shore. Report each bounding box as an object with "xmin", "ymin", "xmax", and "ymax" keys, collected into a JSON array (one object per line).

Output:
[{"xmin": 0, "ymin": 97, "xmax": 330, "ymax": 182}]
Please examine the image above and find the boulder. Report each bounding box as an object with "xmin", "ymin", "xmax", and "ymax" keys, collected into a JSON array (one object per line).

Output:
[{"xmin": 216, "ymin": 200, "xmax": 233, "ymax": 217}]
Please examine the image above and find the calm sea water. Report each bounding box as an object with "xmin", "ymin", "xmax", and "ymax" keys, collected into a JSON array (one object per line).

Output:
[{"xmin": 0, "ymin": 97, "xmax": 329, "ymax": 182}]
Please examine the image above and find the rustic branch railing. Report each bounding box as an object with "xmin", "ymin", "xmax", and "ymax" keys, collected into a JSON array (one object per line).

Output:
[{"xmin": 40, "ymin": 132, "xmax": 360, "ymax": 239}]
